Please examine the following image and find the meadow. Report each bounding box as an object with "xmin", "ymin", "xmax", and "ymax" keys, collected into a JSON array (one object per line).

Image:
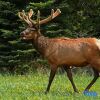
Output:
[{"xmin": 0, "ymin": 72, "xmax": 100, "ymax": 100}]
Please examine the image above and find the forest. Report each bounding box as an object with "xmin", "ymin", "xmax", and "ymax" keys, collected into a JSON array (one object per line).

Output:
[{"xmin": 0, "ymin": 0, "xmax": 100, "ymax": 74}]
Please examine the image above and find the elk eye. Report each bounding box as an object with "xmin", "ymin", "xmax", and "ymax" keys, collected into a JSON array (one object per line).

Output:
[{"xmin": 25, "ymin": 32, "xmax": 28, "ymax": 35}]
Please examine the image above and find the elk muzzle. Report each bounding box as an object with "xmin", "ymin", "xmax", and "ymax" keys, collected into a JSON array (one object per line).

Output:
[{"xmin": 20, "ymin": 31, "xmax": 27, "ymax": 39}]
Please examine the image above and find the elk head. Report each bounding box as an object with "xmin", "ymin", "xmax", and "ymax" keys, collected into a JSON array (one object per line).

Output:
[{"xmin": 18, "ymin": 9, "xmax": 61, "ymax": 40}]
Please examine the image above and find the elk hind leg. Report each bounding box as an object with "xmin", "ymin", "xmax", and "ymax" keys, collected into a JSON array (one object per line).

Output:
[{"xmin": 84, "ymin": 68, "xmax": 99, "ymax": 91}]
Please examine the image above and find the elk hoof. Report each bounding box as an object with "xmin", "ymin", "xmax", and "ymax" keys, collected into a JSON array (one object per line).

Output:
[
  {"xmin": 74, "ymin": 89, "xmax": 79, "ymax": 93},
  {"xmin": 45, "ymin": 91, "xmax": 48, "ymax": 94}
]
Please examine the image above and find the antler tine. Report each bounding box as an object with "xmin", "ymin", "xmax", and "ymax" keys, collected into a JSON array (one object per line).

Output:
[
  {"xmin": 51, "ymin": 9, "xmax": 54, "ymax": 18},
  {"xmin": 18, "ymin": 10, "xmax": 33, "ymax": 27},
  {"xmin": 52, "ymin": 9, "xmax": 61, "ymax": 19},
  {"xmin": 39, "ymin": 9, "xmax": 61, "ymax": 25},
  {"xmin": 28, "ymin": 9, "xmax": 37, "ymax": 25},
  {"xmin": 37, "ymin": 10, "xmax": 41, "ymax": 33},
  {"xmin": 22, "ymin": 10, "xmax": 30, "ymax": 23},
  {"xmin": 37, "ymin": 10, "xmax": 40, "ymax": 24},
  {"xmin": 22, "ymin": 10, "xmax": 25, "ymax": 15},
  {"xmin": 18, "ymin": 10, "xmax": 26, "ymax": 20},
  {"xmin": 28, "ymin": 9, "xmax": 33, "ymax": 18},
  {"xmin": 18, "ymin": 12, "xmax": 23, "ymax": 20}
]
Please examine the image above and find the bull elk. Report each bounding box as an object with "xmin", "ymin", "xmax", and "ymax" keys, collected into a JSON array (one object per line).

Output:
[{"xmin": 18, "ymin": 9, "xmax": 100, "ymax": 94}]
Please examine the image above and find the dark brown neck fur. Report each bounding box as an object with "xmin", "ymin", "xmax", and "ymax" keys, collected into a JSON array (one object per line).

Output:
[{"xmin": 32, "ymin": 33, "xmax": 49, "ymax": 56}]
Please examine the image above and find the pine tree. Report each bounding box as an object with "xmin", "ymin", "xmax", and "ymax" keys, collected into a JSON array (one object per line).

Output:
[
  {"xmin": 0, "ymin": 1, "xmax": 18, "ymax": 68},
  {"xmin": 0, "ymin": 0, "xmax": 100, "ymax": 73},
  {"xmin": 0, "ymin": 0, "xmax": 36, "ymax": 71}
]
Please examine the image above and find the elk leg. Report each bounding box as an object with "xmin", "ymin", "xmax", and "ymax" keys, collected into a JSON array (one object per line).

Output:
[
  {"xmin": 45, "ymin": 66, "xmax": 57, "ymax": 94},
  {"xmin": 84, "ymin": 68, "xmax": 99, "ymax": 91},
  {"xmin": 63, "ymin": 66, "xmax": 79, "ymax": 93}
]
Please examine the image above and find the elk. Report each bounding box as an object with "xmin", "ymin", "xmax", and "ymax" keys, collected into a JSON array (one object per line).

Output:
[{"xmin": 18, "ymin": 9, "xmax": 100, "ymax": 94}]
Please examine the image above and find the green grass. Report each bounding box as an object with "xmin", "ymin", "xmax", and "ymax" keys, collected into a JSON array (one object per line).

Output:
[{"xmin": 0, "ymin": 73, "xmax": 100, "ymax": 100}]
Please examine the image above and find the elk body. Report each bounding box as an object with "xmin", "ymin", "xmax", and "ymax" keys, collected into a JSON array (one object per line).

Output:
[{"xmin": 18, "ymin": 9, "xmax": 100, "ymax": 93}]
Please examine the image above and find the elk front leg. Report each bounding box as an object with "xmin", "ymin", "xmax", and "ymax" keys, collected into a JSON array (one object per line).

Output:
[
  {"xmin": 84, "ymin": 68, "xmax": 99, "ymax": 91},
  {"xmin": 45, "ymin": 65, "xmax": 57, "ymax": 94},
  {"xmin": 63, "ymin": 66, "xmax": 78, "ymax": 93}
]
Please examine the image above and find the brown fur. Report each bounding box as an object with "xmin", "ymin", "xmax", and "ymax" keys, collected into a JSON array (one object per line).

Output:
[{"xmin": 32, "ymin": 35, "xmax": 100, "ymax": 70}]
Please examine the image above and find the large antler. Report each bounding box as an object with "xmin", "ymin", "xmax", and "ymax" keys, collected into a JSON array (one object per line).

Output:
[
  {"xmin": 18, "ymin": 9, "xmax": 61, "ymax": 27},
  {"xmin": 39, "ymin": 9, "xmax": 61, "ymax": 25},
  {"xmin": 18, "ymin": 9, "xmax": 35, "ymax": 27}
]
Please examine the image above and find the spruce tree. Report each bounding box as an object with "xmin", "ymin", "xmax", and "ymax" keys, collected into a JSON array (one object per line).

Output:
[{"xmin": 0, "ymin": 0, "xmax": 100, "ymax": 73}]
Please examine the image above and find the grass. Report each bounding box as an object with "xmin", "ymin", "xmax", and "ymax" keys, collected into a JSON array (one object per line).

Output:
[{"xmin": 0, "ymin": 72, "xmax": 100, "ymax": 100}]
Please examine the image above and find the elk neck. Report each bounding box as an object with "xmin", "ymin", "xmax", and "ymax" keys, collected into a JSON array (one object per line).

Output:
[{"xmin": 31, "ymin": 31, "xmax": 49, "ymax": 56}]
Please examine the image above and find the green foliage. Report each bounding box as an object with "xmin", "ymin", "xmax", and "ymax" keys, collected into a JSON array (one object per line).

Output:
[
  {"xmin": 0, "ymin": 0, "xmax": 100, "ymax": 72},
  {"xmin": 29, "ymin": 0, "xmax": 53, "ymax": 9},
  {"xmin": 0, "ymin": 1, "xmax": 17, "ymax": 67},
  {"xmin": 0, "ymin": 0, "xmax": 37, "ymax": 68}
]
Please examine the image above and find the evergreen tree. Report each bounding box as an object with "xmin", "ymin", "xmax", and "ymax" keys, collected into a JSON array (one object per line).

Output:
[
  {"xmin": 0, "ymin": 1, "xmax": 18, "ymax": 68},
  {"xmin": 0, "ymin": 0, "xmax": 100, "ymax": 73},
  {"xmin": 0, "ymin": 0, "xmax": 36, "ymax": 71}
]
